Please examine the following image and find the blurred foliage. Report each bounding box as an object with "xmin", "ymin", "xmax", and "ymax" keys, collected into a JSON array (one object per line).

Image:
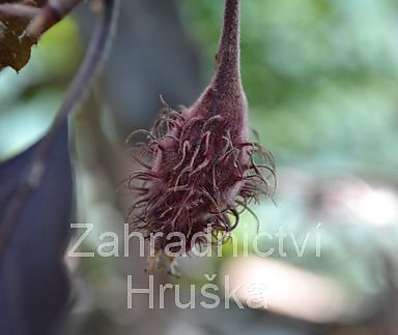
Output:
[
  {"xmin": 0, "ymin": 18, "xmax": 81, "ymax": 160},
  {"xmin": 180, "ymin": 0, "xmax": 398, "ymax": 172}
]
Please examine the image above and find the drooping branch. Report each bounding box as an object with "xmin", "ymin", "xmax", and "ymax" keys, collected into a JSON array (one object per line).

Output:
[
  {"xmin": 0, "ymin": 0, "xmax": 119, "ymax": 255},
  {"xmin": 46, "ymin": 0, "xmax": 118, "ymax": 136}
]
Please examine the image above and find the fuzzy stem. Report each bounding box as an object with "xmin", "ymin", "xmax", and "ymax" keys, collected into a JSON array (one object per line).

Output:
[{"xmin": 214, "ymin": 0, "xmax": 241, "ymax": 91}]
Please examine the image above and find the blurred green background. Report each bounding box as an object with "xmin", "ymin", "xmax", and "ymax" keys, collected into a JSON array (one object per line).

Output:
[{"xmin": 182, "ymin": 0, "xmax": 398, "ymax": 170}]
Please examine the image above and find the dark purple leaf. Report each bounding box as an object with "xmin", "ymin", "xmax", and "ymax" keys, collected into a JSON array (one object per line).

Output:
[{"xmin": 0, "ymin": 122, "xmax": 73, "ymax": 335}]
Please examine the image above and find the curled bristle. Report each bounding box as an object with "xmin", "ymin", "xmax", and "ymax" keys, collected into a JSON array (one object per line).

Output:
[{"xmin": 126, "ymin": 103, "xmax": 275, "ymax": 253}]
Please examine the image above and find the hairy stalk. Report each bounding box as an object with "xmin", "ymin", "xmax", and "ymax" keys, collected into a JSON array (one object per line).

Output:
[{"xmin": 215, "ymin": 0, "xmax": 241, "ymax": 91}]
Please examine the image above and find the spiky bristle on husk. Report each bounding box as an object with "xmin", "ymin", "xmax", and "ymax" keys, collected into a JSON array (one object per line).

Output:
[{"xmin": 126, "ymin": 100, "xmax": 275, "ymax": 253}]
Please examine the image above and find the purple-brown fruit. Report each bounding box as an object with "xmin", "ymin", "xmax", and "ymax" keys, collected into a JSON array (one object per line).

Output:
[{"xmin": 127, "ymin": 0, "xmax": 275, "ymax": 254}]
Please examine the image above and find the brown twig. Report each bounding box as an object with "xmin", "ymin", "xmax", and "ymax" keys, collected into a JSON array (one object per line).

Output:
[
  {"xmin": 26, "ymin": 0, "xmax": 83, "ymax": 40},
  {"xmin": 0, "ymin": 3, "xmax": 40, "ymax": 20},
  {"xmin": 0, "ymin": 0, "xmax": 87, "ymax": 41}
]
